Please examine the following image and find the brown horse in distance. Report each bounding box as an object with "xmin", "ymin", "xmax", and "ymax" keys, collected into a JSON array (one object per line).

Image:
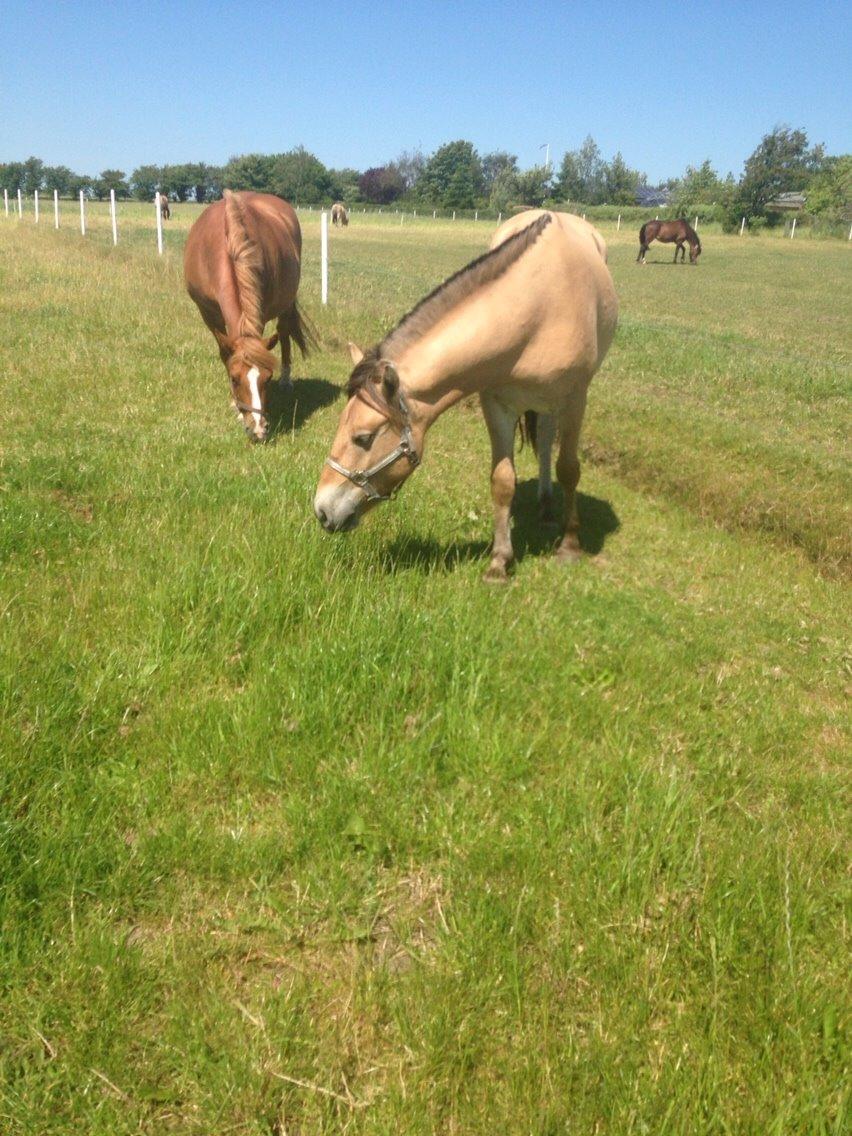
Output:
[
  {"xmin": 159, "ymin": 193, "xmax": 171, "ymax": 220},
  {"xmin": 331, "ymin": 202, "xmax": 349, "ymax": 227},
  {"xmin": 637, "ymin": 218, "xmax": 701, "ymax": 264},
  {"xmin": 184, "ymin": 190, "xmax": 311, "ymax": 442}
]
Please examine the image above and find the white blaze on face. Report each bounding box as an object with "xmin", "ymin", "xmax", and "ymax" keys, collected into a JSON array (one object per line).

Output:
[{"xmin": 246, "ymin": 366, "xmax": 262, "ymax": 430}]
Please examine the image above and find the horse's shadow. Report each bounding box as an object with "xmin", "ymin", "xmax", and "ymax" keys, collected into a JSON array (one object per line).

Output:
[
  {"xmin": 266, "ymin": 377, "xmax": 341, "ymax": 440},
  {"xmin": 380, "ymin": 480, "xmax": 620, "ymax": 574}
]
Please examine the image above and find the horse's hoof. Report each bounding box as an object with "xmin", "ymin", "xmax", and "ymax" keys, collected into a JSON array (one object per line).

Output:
[
  {"xmin": 483, "ymin": 564, "xmax": 509, "ymax": 584},
  {"xmin": 555, "ymin": 543, "xmax": 583, "ymax": 565}
]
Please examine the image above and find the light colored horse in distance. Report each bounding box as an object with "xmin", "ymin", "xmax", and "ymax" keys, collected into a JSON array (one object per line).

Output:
[
  {"xmin": 184, "ymin": 190, "xmax": 312, "ymax": 442},
  {"xmin": 331, "ymin": 202, "xmax": 349, "ymax": 227},
  {"xmin": 159, "ymin": 193, "xmax": 170, "ymax": 220},
  {"xmin": 314, "ymin": 210, "xmax": 618, "ymax": 582}
]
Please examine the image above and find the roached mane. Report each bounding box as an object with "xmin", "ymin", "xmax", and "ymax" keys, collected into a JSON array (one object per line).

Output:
[
  {"xmin": 224, "ymin": 190, "xmax": 266, "ymax": 340},
  {"xmin": 380, "ymin": 212, "xmax": 552, "ymax": 356}
]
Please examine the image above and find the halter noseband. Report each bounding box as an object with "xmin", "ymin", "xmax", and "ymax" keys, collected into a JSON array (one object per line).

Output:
[{"xmin": 325, "ymin": 389, "xmax": 420, "ymax": 502}]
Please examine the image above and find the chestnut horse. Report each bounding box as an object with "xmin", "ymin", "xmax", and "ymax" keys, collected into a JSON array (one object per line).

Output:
[
  {"xmin": 314, "ymin": 211, "xmax": 617, "ymax": 582},
  {"xmin": 159, "ymin": 193, "xmax": 171, "ymax": 221},
  {"xmin": 184, "ymin": 190, "xmax": 311, "ymax": 442},
  {"xmin": 331, "ymin": 202, "xmax": 349, "ymax": 227},
  {"xmin": 637, "ymin": 218, "xmax": 701, "ymax": 264}
]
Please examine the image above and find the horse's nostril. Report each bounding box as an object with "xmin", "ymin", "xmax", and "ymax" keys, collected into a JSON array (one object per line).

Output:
[{"xmin": 316, "ymin": 507, "xmax": 328, "ymax": 527}]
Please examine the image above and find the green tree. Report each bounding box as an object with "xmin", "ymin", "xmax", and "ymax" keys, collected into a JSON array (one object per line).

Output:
[
  {"xmin": 328, "ymin": 167, "xmax": 362, "ymax": 203},
  {"xmin": 804, "ymin": 154, "xmax": 851, "ymax": 219},
  {"xmin": 20, "ymin": 156, "xmax": 45, "ymax": 195},
  {"xmin": 602, "ymin": 151, "xmax": 641, "ymax": 204},
  {"xmin": 489, "ymin": 166, "xmax": 519, "ymax": 212},
  {"xmin": 0, "ymin": 162, "xmax": 25, "ymax": 192},
  {"xmin": 393, "ymin": 149, "xmax": 425, "ymax": 194},
  {"xmin": 728, "ymin": 125, "xmax": 825, "ymax": 226},
  {"xmin": 131, "ymin": 164, "xmax": 162, "ymax": 200},
  {"xmin": 515, "ymin": 165, "xmax": 551, "ymax": 207},
  {"xmin": 270, "ymin": 147, "xmax": 334, "ymax": 203},
  {"xmin": 482, "ymin": 151, "xmax": 518, "ymax": 191},
  {"xmin": 97, "ymin": 169, "xmax": 130, "ymax": 199},
  {"xmin": 222, "ymin": 153, "xmax": 276, "ymax": 193},
  {"xmin": 419, "ymin": 141, "xmax": 484, "ymax": 208},
  {"xmin": 42, "ymin": 165, "xmax": 75, "ymax": 195},
  {"xmin": 555, "ymin": 136, "xmax": 604, "ymax": 203},
  {"xmin": 670, "ymin": 159, "xmax": 724, "ymax": 213}
]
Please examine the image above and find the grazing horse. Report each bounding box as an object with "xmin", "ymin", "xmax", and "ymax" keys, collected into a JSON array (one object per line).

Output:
[
  {"xmin": 184, "ymin": 190, "xmax": 311, "ymax": 442},
  {"xmin": 331, "ymin": 202, "xmax": 349, "ymax": 227},
  {"xmin": 314, "ymin": 211, "xmax": 618, "ymax": 582},
  {"xmin": 159, "ymin": 193, "xmax": 171, "ymax": 221},
  {"xmin": 637, "ymin": 218, "xmax": 701, "ymax": 264}
]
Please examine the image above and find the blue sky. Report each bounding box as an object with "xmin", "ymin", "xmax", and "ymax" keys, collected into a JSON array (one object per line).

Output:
[{"xmin": 1, "ymin": 1, "xmax": 849, "ymax": 183}]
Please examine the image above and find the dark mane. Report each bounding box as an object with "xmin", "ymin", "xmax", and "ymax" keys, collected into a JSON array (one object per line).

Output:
[{"xmin": 380, "ymin": 212, "xmax": 552, "ymax": 356}]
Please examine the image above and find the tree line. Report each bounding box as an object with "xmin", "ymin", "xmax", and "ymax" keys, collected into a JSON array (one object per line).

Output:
[{"xmin": 2, "ymin": 128, "xmax": 848, "ymax": 227}]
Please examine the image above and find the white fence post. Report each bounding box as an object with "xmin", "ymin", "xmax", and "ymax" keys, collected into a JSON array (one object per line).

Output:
[
  {"xmin": 110, "ymin": 189, "xmax": 118, "ymax": 245},
  {"xmin": 79, "ymin": 190, "xmax": 86, "ymax": 235},
  {"xmin": 34, "ymin": 190, "xmax": 39, "ymax": 223},
  {"xmin": 582, "ymin": 213, "xmax": 586, "ymax": 220},
  {"xmin": 740, "ymin": 216, "xmax": 746, "ymax": 235},
  {"xmin": 694, "ymin": 215, "xmax": 698, "ymax": 230},
  {"xmin": 848, "ymin": 223, "xmax": 852, "ymax": 241},
  {"xmin": 320, "ymin": 210, "xmax": 329, "ymax": 304},
  {"xmin": 433, "ymin": 210, "xmax": 436, "ymax": 219},
  {"xmin": 54, "ymin": 189, "xmax": 59, "ymax": 228},
  {"xmin": 17, "ymin": 189, "xmax": 23, "ymax": 218},
  {"xmin": 400, "ymin": 212, "xmax": 404, "ymax": 225},
  {"xmin": 155, "ymin": 192, "xmax": 163, "ymax": 255},
  {"xmin": 617, "ymin": 214, "xmax": 621, "ymax": 230},
  {"xmin": 452, "ymin": 210, "xmax": 456, "ymax": 221},
  {"xmin": 498, "ymin": 212, "xmax": 502, "ymax": 224},
  {"xmin": 475, "ymin": 210, "xmax": 478, "ymax": 221},
  {"xmin": 3, "ymin": 189, "xmax": 8, "ymax": 216},
  {"xmin": 790, "ymin": 217, "xmax": 796, "ymax": 239}
]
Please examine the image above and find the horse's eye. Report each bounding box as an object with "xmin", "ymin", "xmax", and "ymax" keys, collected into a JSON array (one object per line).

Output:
[
  {"xmin": 354, "ymin": 433, "xmax": 374, "ymax": 449},
  {"xmin": 230, "ymin": 377, "xmax": 239, "ymax": 387}
]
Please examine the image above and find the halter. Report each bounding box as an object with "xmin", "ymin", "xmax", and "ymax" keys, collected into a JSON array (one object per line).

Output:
[
  {"xmin": 325, "ymin": 389, "xmax": 420, "ymax": 502},
  {"xmin": 234, "ymin": 400, "xmax": 268, "ymax": 424}
]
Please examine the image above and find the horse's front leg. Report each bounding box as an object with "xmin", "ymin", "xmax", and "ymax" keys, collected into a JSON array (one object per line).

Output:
[
  {"xmin": 480, "ymin": 393, "xmax": 517, "ymax": 584},
  {"xmin": 276, "ymin": 315, "xmax": 293, "ymax": 386},
  {"xmin": 674, "ymin": 242, "xmax": 681, "ymax": 262}
]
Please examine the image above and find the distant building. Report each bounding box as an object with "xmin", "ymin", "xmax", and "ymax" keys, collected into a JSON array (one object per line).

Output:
[
  {"xmin": 635, "ymin": 185, "xmax": 670, "ymax": 207},
  {"xmin": 769, "ymin": 192, "xmax": 807, "ymax": 211}
]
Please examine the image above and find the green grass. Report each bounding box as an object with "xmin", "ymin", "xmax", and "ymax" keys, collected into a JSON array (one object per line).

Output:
[{"xmin": 0, "ymin": 207, "xmax": 849, "ymax": 1134}]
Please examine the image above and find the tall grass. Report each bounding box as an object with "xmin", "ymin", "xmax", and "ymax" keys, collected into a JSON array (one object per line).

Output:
[{"xmin": 0, "ymin": 209, "xmax": 849, "ymax": 1134}]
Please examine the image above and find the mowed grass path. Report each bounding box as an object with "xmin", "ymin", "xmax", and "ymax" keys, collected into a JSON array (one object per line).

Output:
[{"xmin": 0, "ymin": 206, "xmax": 849, "ymax": 1134}]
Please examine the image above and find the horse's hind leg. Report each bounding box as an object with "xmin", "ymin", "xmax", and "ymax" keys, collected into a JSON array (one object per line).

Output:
[
  {"xmin": 636, "ymin": 243, "xmax": 647, "ymax": 264},
  {"xmin": 555, "ymin": 386, "xmax": 588, "ymax": 563},
  {"xmin": 480, "ymin": 393, "xmax": 518, "ymax": 584},
  {"xmin": 536, "ymin": 413, "xmax": 558, "ymax": 524}
]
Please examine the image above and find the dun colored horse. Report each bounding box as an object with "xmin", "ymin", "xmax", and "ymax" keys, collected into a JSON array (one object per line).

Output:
[
  {"xmin": 331, "ymin": 202, "xmax": 349, "ymax": 227},
  {"xmin": 159, "ymin": 193, "xmax": 171, "ymax": 221},
  {"xmin": 184, "ymin": 190, "xmax": 311, "ymax": 442},
  {"xmin": 314, "ymin": 211, "xmax": 618, "ymax": 582},
  {"xmin": 637, "ymin": 218, "xmax": 701, "ymax": 264}
]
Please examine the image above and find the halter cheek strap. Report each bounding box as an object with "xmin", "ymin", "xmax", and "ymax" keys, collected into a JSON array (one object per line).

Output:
[{"xmin": 325, "ymin": 389, "xmax": 420, "ymax": 502}]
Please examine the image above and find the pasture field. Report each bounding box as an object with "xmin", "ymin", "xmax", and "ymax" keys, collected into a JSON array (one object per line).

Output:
[{"xmin": 0, "ymin": 205, "xmax": 849, "ymax": 1134}]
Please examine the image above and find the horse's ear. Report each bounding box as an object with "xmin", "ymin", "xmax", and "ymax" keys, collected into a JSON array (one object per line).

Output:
[
  {"xmin": 381, "ymin": 361, "xmax": 399, "ymax": 402},
  {"xmin": 264, "ymin": 333, "xmax": 279, "ymax": 351},
  {"xmin": 347, "ymin": 342, "xmax": 364, "ymax": 365},
  {"xmin": 214, "ymin": 329, "xmax": 235, "ymax": 359}
]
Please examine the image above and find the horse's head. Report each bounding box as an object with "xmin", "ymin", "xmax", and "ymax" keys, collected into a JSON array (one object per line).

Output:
[
  {"xmin": 314, "ymin": 345, "xmax": 421, "ymax": 532},
  {"xmin": 690, "ymin": 240, "xmax": 702, "ymax": 264},
  {"xmin": 215, "ymin": 330, "xmax": 280, "ymax": 442}
]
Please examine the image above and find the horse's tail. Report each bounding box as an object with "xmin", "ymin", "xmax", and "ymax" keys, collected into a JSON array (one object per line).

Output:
[
  {"xmin": 286, "ymin": 300, "xmax": 318, "ymax": 357},
  {"xmin": 639, "ymin": 221, "xmax": 649, "ymax": 245},
  {"xmin": 517, "ymin": 410, "xmax": 538, "ymax": 454},
  {"xmin": 223, "ymin": 189, "xmax": 265, "ymax": 339}
]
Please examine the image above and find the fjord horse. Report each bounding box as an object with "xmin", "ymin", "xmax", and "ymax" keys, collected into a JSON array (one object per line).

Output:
[
  {"xmin": 331, "ymin": 202, "xmax": 349, "ymax": 227},
  {"xmin": 159, "ymin": 193, "xmax": 171, "ymax": 221},
  {"xmin": 184, "ymin": 190, "xmax": 311, "ymax": 441},
  {"xmin": 314, "ymin": 211, "xmax": 618, "ymax": 582},
  {"xmin": 637, "ymin": 218, "xmax": 701, "ymax": 264}
]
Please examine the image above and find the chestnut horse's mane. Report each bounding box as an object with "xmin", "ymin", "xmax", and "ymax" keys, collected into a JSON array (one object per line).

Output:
[
  {"xmin": 379, "ymin": 212, "xmax": 552, "ymax": 357},
  {"xmin": 224, "ymin": 190, "xmax": 266, "ymax": 341}
]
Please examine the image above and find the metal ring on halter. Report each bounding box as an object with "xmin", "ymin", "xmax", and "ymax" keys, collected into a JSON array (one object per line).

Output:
[{"xmin": 325, "ymin": 388, "xmax": 420, "ymax": 502}]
